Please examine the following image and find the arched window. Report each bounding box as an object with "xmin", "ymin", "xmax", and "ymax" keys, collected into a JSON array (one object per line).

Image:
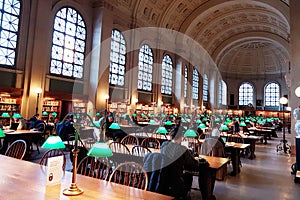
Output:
[
  {"xmin": 50, "ymin": 7, "xmax": 86, "ymax": 78},
  {"xmin": 239, "ymin": 82, "xmax": 254, "ymax": 105},
  {"xmin": 219, "ymin": 80, "xmax": 227, "ymax": 105},
  {"xmin": 264, "ymin": 82, "xmax": 280, "ymax": 106},
  {"xmin": 138, "ymin": 44, "xmax": 153, "ymax": 91},
  {"xmin": 184, "ymin": 66, "xmax": 187, "ymax": 98},
  {"xmin": 192, "ymin": 68, "xmax": 199, "ymax": 100},
  {"xmin": 109, "ymin": 29, "xmax": 126, "ymax": 86},
  {"xmin": 203, "ymin": 74, "xmax": 208, "ymax": 102},
  {"xmin": 161, "ymin": 54, "xmax": 173, "ymax": 95},
  {"xmin": 0, "ymin": 0, "xmax": 21, "ymax": 67}
]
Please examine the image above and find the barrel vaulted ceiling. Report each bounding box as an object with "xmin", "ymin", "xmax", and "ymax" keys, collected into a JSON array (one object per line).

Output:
[{"xmin": 101, "ymin": 0, "xmax": 290, "ymax": 76}]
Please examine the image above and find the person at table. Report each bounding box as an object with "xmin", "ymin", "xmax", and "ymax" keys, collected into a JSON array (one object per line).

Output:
[
  {"xmin": 16, "ymin": 117, "xmax": 27, "ymax": 130},
  {"xmin": 160, "ymin": 129, "xmax": 209, "ymax": 199}
]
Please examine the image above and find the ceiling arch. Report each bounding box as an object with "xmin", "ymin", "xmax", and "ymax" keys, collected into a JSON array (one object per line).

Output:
[{"xmin": 101, "ymin": 0, "xmax": 290, "ymax": 77}]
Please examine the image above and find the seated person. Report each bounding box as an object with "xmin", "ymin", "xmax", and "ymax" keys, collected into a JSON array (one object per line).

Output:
[
  {"xmin": 160, "ymin": 129, "xmax": 209, "ymax": 199},
  {"xmin": 17, "ymin": 117, "xmax": 27, "ymax": 130}
]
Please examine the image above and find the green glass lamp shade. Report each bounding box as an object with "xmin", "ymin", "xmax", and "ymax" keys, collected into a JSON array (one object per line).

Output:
[
  {"xmin": 219, "ymin": 124, "xmax": 229, "ymax": 131},
  {"xmin": 274, "ymin": 117, "xmax": 279, "ymax": 121},
  {"xmin": 215, "ymin": 118, "xmax": 221, "ymax": 123},
  {"xmin": 165, "ymin": 120, "xmax": 172, "ymax": 125},
  {"xmin": 1, "ymin": 112, "xmax": 10, "ymax": 118},
  {"xmin": 42, "ymin": 111, "xmax": 49, "ymax": 116},
  {"xmin": 87, "ymin": 142, "xmax": 113, "ymax": 157},
  {"xmin": 239, "ymin": 121, "xmax": 247, "ymax": 127},
  {"xmin": 12, "ymin": 113, "xmax": 22, "ymax": 119},
  {"xmin": 198, "ymin": 123, "xmax": 207, "ymax": 129},
  {"xmin": 181, "ymin": 118, "xmax": 188, "ymax": 123},
  {"xmin": 226, "ymin": 118, "xmax": 232, "ymax": 122},
  {"xmin": 266, "ymin": 118, "xmax": 272, "ymax": 123},
  {"xmin": 169, "ymin": 115, "xmax": 174, "ymax": 118},
  {"xmin": 202, "ymin": 117, "xmax": 207, "ymax": 122},
  {"xmin": 90, "ymin": 121, "xmax": 100, "ymax": 127},
  {"xmin": 156, "ymin": 127, "xmax": 168, "ymax": 134},
  {"xmin": 0, "ymin": 128, "xmax": 6, "ymax": 137},
  {"xmin": 109, "ymin": 122, "xmax": 120, "ymax": 129},
  {"xmin": 196, "ymin": 119, "xmax": 202, "ymax": 124},
  {"xmin": 132, "ymin": 113, "xmax": 137, "ymax": 117},
  {"xmin": 52, "ymin": 112, "xmax": 58, "ymax": 117},
  {"xmin": 141, "ymin": 113, "xmax": 146, "ymax": 118},
  {"xmin": 95, "ymin": 112, "xmax": 101, "ymax": 117},
  {"xmin": 251, "ymin": 118, "xmax": 257, "ymax": 122},
  {"xmin": 149, "ymin": 119, "xmax": 156, "ymax": 124},
  {"xmin": 41, "ymin": 136, "xmax": 66, "ymax": 149},
  {"xmin": 245, "ymin": 119, "xmax": 250, "ymax": 123},
  {"xmin": 184, "ymin": 129, "xmax": 197, "ymax": 137}
]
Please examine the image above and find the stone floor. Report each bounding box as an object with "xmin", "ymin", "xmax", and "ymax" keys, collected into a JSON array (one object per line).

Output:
[{"xmin": 27, "ymin": 130, "xmax": 300, "ymax": 200}]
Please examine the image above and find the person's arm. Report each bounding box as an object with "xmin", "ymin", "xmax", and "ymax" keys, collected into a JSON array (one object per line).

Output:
[{"xmin": 183, "ymin": 148, "xmax": 199, "ymax": 170}]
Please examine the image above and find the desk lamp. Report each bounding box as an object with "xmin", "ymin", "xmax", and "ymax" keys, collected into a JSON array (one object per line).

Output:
[
  {"xmin": 109, "ymin": 122, "xmax": 120, "ymax": 129},
  {"xmin": 87, "ymin": 142, "xmax": 113, "ymax": 157},
  {"xmin": 219, "ymin": 124, "xmax": 229, "ymax": 132},
  {"xmin": 0, "ymin": 128, "xmax": 5, "ymax": 137},
  {"xmin": 156, "ymin": 127, "xmax": 168, "ymax": 134},
  {"xmin": 184, "ymin": 129, "xmax": 197, "ymax": 137},
  {"xmin": 41, "ymin": 135, "xmax": 66, "ymax": 149}
]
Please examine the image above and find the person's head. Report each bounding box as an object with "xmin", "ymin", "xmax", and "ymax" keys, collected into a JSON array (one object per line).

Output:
[{"xmin": 172, "ymin": 129, "xmax": 185, "ymax": 143}]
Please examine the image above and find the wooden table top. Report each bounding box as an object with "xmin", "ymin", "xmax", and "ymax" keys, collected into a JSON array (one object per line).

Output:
[
  {"xmin": 197, "ymin": 155, "xmax": 230, "ymax": 170},
  {"xmin": 0, "ymin": 155, "xmax": 173, "ymax": 200},
  {"xmin": 3, "ymin": 129, "xmax": 43, "ymax": 135}
]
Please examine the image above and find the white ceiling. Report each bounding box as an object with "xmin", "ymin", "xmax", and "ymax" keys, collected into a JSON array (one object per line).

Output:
[{"xmin": 101, "ymin": 0, "xmax": 290, "ymax": 76}]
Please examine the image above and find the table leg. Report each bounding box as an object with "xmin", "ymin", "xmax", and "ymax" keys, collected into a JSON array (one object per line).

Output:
[
  {"xmin": 230, "ymin": 148, "xmax": 240, "ymax": 176},
  {"xmin": 249, "ymin": 140, "xmax": 256, "ymax": 159},
  {"xmin": 198, "ymin": 168, "xmax": 217, "ymax": 200}
]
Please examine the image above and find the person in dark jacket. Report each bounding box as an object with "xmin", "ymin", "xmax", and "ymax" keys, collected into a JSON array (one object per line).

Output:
[{"xmin": 159, "ymin": 129, "xmax": 208, "ymax": 199}]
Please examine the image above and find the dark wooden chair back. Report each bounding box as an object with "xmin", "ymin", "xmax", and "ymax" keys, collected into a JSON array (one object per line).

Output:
[
  {"xmin": 5, "ymin": 139, "xmax": 27, "ymax": 160},
  {"xmin": 108, "ymin": 161, "xmax": 148, "ymax": 190},
  {"xmin": 77, "ymin": 156, "xmax": 110, "ymax": 180}
]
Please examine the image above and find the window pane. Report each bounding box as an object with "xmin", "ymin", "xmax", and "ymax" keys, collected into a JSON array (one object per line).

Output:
[
  {"xmin": 109, "ymin": 29, "xmax": 126, "ymax": 86},
  {"xmin": 203, "ymin": 74, "xmax": 208, "ymax": 101},
  {"xmin": 50, "ymin": 7, "xmax": 86, "ymax": 79},
  {"xmin": 238, "ymin": 82, "xmax": 254, "ymax": 105},
  {"xmin": 192, "ymin": 69, "xmax": 199, "ymax": 100},
  {"xmin": 0, "ymin": 0, "xmax": 20, "ymax": 68},
  {"xmin": 264, "ymin": 82, "xmax": 280, "ymax": 107},
  {"xmin": 161, "ymin": 55, "xmax": 173, "ymax": 95}
]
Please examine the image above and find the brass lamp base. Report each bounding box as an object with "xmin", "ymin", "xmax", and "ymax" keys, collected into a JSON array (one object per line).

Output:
[{"xmin": 63, "ymin": 183, "xmax": 84, "ymax": 196}]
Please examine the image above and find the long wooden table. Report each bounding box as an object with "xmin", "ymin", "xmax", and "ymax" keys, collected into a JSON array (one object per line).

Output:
[
  {"xmin": 0, "ymin": 154, "xmax": 173, "ymax": 200},
  {"xmin": 1, "ymin": 129, "xmax": 43, "ymax": 154}
]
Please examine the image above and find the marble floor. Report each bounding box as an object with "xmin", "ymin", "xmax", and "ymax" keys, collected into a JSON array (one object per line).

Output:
[
  {"xmin": 189, "ymin": 130, "xmax": 300, "ymax": 200},
  {"xmin": 27, "ymin": 130, "xmax": 300, "ymax": 200}
]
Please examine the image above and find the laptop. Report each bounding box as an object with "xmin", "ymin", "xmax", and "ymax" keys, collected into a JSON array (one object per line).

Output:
[{"xmin": 10, "ymin": 122, "xmax": 19, "ymax": 130}]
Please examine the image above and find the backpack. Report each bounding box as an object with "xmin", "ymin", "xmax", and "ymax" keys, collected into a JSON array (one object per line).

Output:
[{"xmin": 56, "ymin": 120, "xmax": 75, "ymax": 141}]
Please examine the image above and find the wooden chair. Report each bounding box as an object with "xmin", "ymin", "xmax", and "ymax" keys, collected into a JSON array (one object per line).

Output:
[
  {"xmin": 132, "ymin": 145, "xmax": 152, "ymax": 157},
  {"xmin": 39, "ymin": 149, "xmax": 66, "ymax": 170},
  {"xmin": 108, "ymin": 161, "xmax": 148, "ymax": 190},
  {"xmin": 121, "ymin": 134, "xmax": 139, "ymax": 146},
  {"xmin": 141, "ymin": 137, "xmax": 160, "ymax": 149},
  {"xmin": 109, "ymin": 141, "xmax": 131, "ymax": 154},
  {"xmin": 77, "ymin": 156, "xmax": 110, "ymax": 180},
  {"xmin": 5, "ymin": 139, "xmax": 27, "ymax": 160}
]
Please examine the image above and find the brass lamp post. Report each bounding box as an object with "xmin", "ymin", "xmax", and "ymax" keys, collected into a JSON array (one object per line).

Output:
[{"xmin": 63, "ymin": 120, "xmax": 83, "ymax": 196}]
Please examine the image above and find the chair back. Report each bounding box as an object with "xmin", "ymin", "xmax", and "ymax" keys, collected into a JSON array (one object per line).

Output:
[
  {"xmin": 77, "ymin": 156, "xmax": 110, "ymax": 180},
  {"xmin": 132, "ymin": 145, "xmax": 152, "ymax": 156},
  {"xmin": 141, "ymin": 137, "xmax": 160, "ymax": 149},
  {"xmin": 39, "ymin": 149, "xmax": 66, "ymax": 170},
  {"xmin": 121, "ymin": 135, "xmax": 139, "ymax": 146},
  {"xmin": 5, "ymin": 139, "xmax": 27, "ymax": 160},
  {"xmin": 109, "ymin": 161, "xmax": 148, "ymax": 190},
  {"xmin": 228, "ymin": 134, "xmax": 244, "ymax": 143},
  {"xmin": 109, "ymin": 141, "xmax": 131, "ymax": 154}
]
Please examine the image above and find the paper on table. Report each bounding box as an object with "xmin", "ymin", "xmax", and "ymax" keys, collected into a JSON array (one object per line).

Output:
[{"xmin": 46, "ymin": 155, "xmax": 64, "ymax": 185}]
